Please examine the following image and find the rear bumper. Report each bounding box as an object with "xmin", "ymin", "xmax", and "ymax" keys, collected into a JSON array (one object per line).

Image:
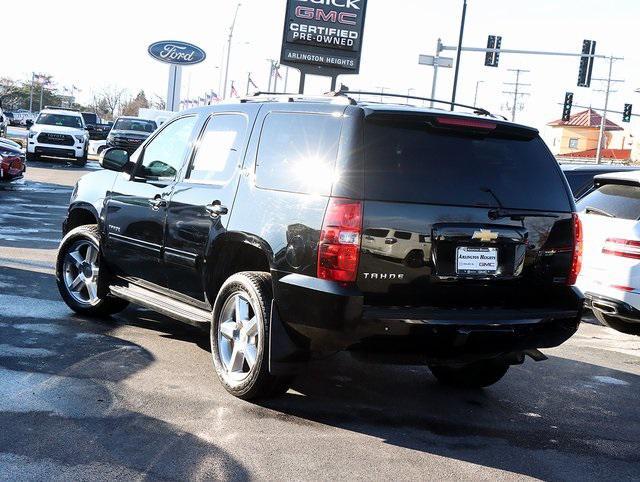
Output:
[
  {"xmin": 274, "ymin": 273, "xmax": 583, "ymax": 358},
  {"xmin": 585, "ymin": 292, "xmax": 640, "ymax": 323}
]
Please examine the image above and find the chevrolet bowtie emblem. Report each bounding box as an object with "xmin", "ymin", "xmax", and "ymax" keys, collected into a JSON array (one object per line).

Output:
[{"xmin": 472, "ymin": 229, "xmax": 499, "ymax": 242}]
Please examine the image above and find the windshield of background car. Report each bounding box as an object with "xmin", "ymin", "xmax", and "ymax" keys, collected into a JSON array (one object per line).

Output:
[
  {"xmin": 36, "ymin": 113, "xmax": 83, "ymax": 129},
  {"xmin": 363, "ymin": 117, "xmax": 572, "ymax": 212},
  {"xmin": 82, "ymin": 113, "xmax": 98, "ymax": 124},
  {"xmin": 576, "ymin": 182, "xmax": 640, "ymax": 220},
  {"xmin": 113, "ymin": 119, "xmax": 157, "ymax": 133}
]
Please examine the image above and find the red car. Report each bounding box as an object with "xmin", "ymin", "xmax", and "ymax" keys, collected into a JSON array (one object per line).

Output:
[{"xmin": 0, "ymin": 140, "xmax": 26, "ymax": 181}]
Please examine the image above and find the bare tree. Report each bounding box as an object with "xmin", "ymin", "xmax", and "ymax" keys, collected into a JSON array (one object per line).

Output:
[
  {"xmin": 95, "ymin": 86, "xmax": 127, "ymax": 119},
  {"xmin": 151, "ymin": 94, "xmax": 166, "ymax": 110}
]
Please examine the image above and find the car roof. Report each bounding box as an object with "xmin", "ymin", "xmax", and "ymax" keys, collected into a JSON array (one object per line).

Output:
[
  {"xmin": 594, "ymin": 170, "xmax": 640, "ymax": 186},
  {"xmin": 183, "ymin": 97, "xmax": 538, "ymax": 133},
  {"xmin": 41, "ymin": 108, "xmax": 82, "ymax": 116},
  {"xmin": 560, "ymin": 164, "xmax": 638, "ymax": 172}
]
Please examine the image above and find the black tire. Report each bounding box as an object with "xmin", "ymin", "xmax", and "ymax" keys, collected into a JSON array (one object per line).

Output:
[
  {"xmin": 593, "ymin": 310, "xmax": 640, "ymax": 336},
  {"xmin": 56, "ymin": 224, "xmax": 129, "ymax": 317},
  {"xmin": 73, "ymin": 152, "xmax": 88, "ymax": 167},
  {"xmin": 403, "ymin": 249, "xmax": 425, "ymax": 268},
  {"xmin": 26, "ymin": 152, "xmax": 39, "ymax": 162},
  {"xmin": 211, "ymin": 271, "xmax": 292, "ymax": 400},
  {"xmin": 429, "ymin": 360, "xmax": 510, "ymax": 388}
]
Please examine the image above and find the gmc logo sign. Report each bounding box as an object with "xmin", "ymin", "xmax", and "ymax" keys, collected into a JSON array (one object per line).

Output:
[
  {"xmin": 295, "ymin": 6, "xmax": 357, "ymax": 25},
  {"xmin": 297, "ymin": 0, "xmax": 361, "ymax": 10}
]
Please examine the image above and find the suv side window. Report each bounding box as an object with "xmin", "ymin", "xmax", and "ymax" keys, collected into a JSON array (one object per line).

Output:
[
  {"xmin": 255, "ymin": 112, "xmax": 342, "ymax": 196},
  {"xmin": 138, "ymin": 115, "xmax": 198, "ymax": 181},
  {"xmin": 187, "ymin": 113, "xmax": 248, "ymax": 184}
]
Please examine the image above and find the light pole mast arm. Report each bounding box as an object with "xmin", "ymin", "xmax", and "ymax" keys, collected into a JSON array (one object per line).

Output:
[{"xmin": 223, "ymin": 2, "xmax": 242, "ymax": 99}]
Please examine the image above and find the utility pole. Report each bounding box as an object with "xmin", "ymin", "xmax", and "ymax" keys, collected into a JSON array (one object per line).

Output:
[
  {"xmin": 450, "ymin": 0, "xmax": 468, "ymax": 110},
  {"xmin": 223, "ymin": 2, "xmax": 242, "ymax": 99},
  {"xmin": 593, "ymin": 57, "xmax": 623, "ymax": 164},
  {"xmin": 29, "ymin": 72, "xmax": 35, "ymax": 112},
  {"xmin": 502, "ymin": 69, "xmax": 530, "ymax": 122},
  {"xmin": 473, "ymin": 80, "xmax": 484, "ymax": 107}
]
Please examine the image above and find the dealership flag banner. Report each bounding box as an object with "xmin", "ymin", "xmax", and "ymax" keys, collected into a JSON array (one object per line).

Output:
[{"xmin": 280, "ymin": 0, "xmax": 369, "ymax": 78}]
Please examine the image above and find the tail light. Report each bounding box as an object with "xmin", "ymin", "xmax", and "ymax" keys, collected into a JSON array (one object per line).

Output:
[
  {"xmin": 318, "ymin": 198, "xmax": 363, "ymax": 283},
  {"xmin": 435, "ymin": 116, "xmax": 497, "ymax": 131},
  {"xmin": 567, "ymin": 213, "xmax": 583, "ymax": 285},
  {"xmin": 602, "ymin": 238, "xmax": 640, "ymax": 260}
]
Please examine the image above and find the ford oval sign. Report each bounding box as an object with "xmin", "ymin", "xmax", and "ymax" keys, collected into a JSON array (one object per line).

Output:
[{"xmin": 148, "ymin": 41, "xmax": 206, "ymax": 66}]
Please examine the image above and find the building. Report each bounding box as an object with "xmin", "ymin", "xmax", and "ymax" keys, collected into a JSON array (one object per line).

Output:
[{"xmin": 547, "ymin": 108, "xmax": 623, "ymax": 156}]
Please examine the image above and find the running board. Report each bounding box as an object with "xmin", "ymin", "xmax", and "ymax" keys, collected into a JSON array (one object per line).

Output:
[{"xmin": 110, "ymin": 284, "xmax": 211, "ymax": 327}]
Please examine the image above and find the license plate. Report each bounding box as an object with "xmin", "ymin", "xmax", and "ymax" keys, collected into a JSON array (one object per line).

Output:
[{"xmin": 456, "ymin": 247, "xmax": 498, "ymax": 275}]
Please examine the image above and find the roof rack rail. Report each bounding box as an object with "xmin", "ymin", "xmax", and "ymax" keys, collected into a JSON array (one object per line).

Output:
[
  {"xmin": 326, "ymin": 89, "xmax": 494, "ymax": 117},
  {"xmin": 43, "ymin": 106, "xmax": 80, "ymax": 112},
  {"xmin": 241, "ymin": 91, "xmax": 357, "ymax": 105}
]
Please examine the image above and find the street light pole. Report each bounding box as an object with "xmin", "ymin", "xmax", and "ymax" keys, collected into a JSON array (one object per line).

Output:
[
  {"xmin": 450, "ymin": 0, "xmax": 468, "ymax": 111},
  {"xmin": 473, "ymin": 80, "xmax": 484, "ymax": 107},
  {"xmin": 223, "ymin": 2, "xmax": 241, "ymax": 99}
]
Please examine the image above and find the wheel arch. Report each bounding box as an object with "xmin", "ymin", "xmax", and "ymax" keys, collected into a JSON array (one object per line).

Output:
[
  {"xmin": 64, "ymin": 203, "xmax": 100, "ymax": 235},
  {"xmin": 204, "ymin": 231, "xmax": 274, "ymax": 304}
]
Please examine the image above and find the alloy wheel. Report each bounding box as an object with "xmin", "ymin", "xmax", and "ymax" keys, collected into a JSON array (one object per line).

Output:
[{"xmin": 62, "ymin": 240, "xmax": 101, "ymax": 306}]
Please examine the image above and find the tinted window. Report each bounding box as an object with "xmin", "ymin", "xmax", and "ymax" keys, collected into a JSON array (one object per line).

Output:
[
  {"xmin": 394, "ymin": 231, "xmax": 412, "ymax": 240},
  {"xmin": 82, "ymin": 113, "xmax": 98, "ymax": 125},
  {"xmin": 563, "ymin": 172, "xmax": 595, "ymax": 197},
  {"xmin": 364, "ymin": 118, "xmax": 571, "ymax": 211},
  {"xmin": 577, "ymin": 183, "xmax": 640, "ymax": 220},
  {"xmin": 364, "ymin": 229, "xmax": 390, "ymax": 238},
  {"xmin": 139, "ymin": 116, "xmax": 198, "ymax": 181},
  {"xmin": 256, "ymin": 112, "xmax": 342, "ymax": 195},
  {"xmin": 187, "ymin": 114, "xmax": 247, "ymax": 184},
  {"xmin": 114, "ymin": 118, "xmax": 157, "ymax": 133},
  {"xmin": 36, "ymin": 113, "xmax": 83, "ymax": 129}
]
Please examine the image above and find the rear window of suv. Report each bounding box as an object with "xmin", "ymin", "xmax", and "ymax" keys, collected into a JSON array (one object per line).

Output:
[
  {"xmin": 577, "ymin": 183, "xmax": 640, "ymax": 220},
  {"xmin": 364, "ymin": 117, "xmax": 571, "ymax": 211}
]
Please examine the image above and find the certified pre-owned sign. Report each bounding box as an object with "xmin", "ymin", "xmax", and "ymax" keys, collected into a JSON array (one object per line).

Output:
[
  {"xmin": 148, "ymin": 41, "xmax": 207, "ymax": 66},
  {"xmin": 280, "ymin": 0, "xmax": 368, "ymax": 76}
]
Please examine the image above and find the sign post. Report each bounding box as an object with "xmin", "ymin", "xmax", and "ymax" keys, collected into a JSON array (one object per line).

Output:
[
  {"xmin": 280, "ymin": 0, "xmax": 369, "ymax": 93},
  {"xmin": 148, "ymin": 40, "xmax": 207, "ymax": 111}
]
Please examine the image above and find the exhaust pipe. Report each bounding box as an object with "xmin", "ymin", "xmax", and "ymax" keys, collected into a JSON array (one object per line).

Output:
[{"xmin": 592, "ymin": 300, "xmax": 619, "ymax": 316}]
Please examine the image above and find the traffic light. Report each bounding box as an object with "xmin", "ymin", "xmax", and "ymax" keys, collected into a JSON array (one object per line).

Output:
[
  {"xmin": 485, "ymin": 35, "xmax": 502, "ymax": 68},
  {"xmin": 577, "ymin": 40, "xmax": 596, "ymax": 87},
  {"xmin": 562, "ymin": 92, "xmax": 574, "ymax": 122},
  {"xmin": 623, "ymin": 104, "xmax": 633, "ymax": 123}
]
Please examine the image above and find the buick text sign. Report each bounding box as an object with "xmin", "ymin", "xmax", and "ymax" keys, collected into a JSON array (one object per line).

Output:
[
  {"xmin": 148, "ymin": 41, "xmax": 206, "ymax": 66},
  {"xmin": 280, "ymin": 0, "xmax": 368, "ymax": 75}
]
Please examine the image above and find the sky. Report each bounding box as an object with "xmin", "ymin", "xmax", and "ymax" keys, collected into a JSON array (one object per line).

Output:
[{"xmin": 4, "ymin": 0, "xmax": 640, "ymax": 141}]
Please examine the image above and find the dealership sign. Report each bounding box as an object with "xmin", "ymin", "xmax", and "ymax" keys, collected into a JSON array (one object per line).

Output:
[
  {"xmin": 148, "ymin": 41, "xmax": 207, "ymax": 66},
  {"xmin": 280, "ymin": 0, "xmax": 369, "ymax": 76}
]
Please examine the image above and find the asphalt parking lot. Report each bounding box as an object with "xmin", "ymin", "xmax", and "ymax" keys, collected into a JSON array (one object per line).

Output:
[{"xmin": 1, "ymin": 160, "xmax": 639, "ymax": 480}]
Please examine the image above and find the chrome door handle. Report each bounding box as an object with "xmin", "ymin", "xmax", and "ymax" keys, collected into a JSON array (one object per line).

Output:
[{"xmin": 205, "ymin": 203, "xmax": 228, "ymax": 217}]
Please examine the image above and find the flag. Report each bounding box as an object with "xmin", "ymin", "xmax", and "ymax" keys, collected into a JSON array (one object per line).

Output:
[
  {"xmin": 274, "ymin": 65, "xmax": 282, "ymax": 80},
  {"xmin": 230, "ymin": 81, "xmax": 239, "ymax": 98}
]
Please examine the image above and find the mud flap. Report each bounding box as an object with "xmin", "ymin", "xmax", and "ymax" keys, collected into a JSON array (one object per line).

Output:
[{"xmin": 269, "ymin": 300, "xmax": 309, "ymax": 376}]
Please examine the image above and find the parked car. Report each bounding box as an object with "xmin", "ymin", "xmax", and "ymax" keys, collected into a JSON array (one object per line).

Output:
[
  {"xmin": 27, "ymin": 107, "xmax": 89, "ymax": 166},
  {"xmin": 56, "ymin": 94, "xmax": 583, "ymax": 400},
  {"xmin": 561, "ymin": 164, "xmax": 639, "ymax": 199},
  {"xmin": 5, "ymin": 111, "xmax": 18, "ymax": 127},
  {"xmin": 0, "ymin": 141, "xmax": 26, "ymax": 181},
  {"xmin": 81, "ymin": 112, "xmax": 112, "ymax": 141},
  {"xmin": 0, "ymin": 137, "xmax": 23, "ymax": 150},
  {"xmin": 576, "ymin": 171, "xmax": 640, "ymax": 335},
  {"xmin": 0, "ymin": 108, "xmax": 8, "ymax": 137},
  {"xmin": 105, "ymin": 117, "xmax": 157, "ymax": 154}
]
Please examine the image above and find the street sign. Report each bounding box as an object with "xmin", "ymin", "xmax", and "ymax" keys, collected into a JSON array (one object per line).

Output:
[
  {"xmin": 148, "ymin": 41, "xmax": 207, "ymax": 66},
  {"xmin": 419, "ymin": 55, "xmax": 453, "ymax": 68},
  {"xmin": 280, "ymin": 0, "xmax": 369, "ymax": 77}
]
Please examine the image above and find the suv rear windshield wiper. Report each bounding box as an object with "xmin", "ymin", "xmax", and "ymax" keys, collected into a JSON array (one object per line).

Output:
[{"xmin": 585, "ymin": 206, "xmax": 616, "ymax": 218}]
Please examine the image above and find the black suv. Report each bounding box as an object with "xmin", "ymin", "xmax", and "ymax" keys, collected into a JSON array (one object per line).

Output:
[
  {"xmin": 106, "ymin": 117, "xmax": 158, "ymax": 154},
  {"xmin": 56, "ymin": 93, "xmax": 583, "ymax": 399}
]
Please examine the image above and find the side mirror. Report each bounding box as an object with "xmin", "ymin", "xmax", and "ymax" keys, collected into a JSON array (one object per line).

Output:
[
  {"xmin": 25, "ymin": 119, "xmax": 34, "ymax": 128},
  {"xmin": 100, "ymin": 147, "xmax": 130, "ymax": 172}
]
